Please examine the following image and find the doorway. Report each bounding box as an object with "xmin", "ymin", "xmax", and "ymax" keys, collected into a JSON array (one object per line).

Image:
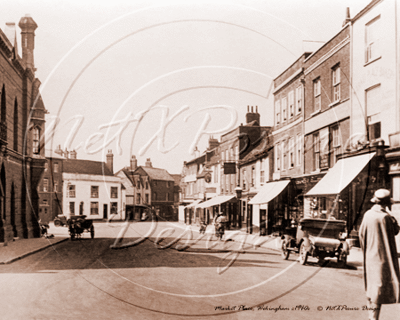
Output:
[{"xmin": 103, "ymin": 204, "xmax": 108, "ymax": 219}]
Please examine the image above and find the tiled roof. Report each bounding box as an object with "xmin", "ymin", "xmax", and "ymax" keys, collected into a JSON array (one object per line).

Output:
[
  {"xmin": 140, "ymin": 166, "xmax": 174, "ymax": 181},
  {"xmin": 240, "ymin": 137, "xmax": 271, "ymax": 165},
  {"xmin": 63, "ymin": 159, "xmax": 113, "ymax": 176}
]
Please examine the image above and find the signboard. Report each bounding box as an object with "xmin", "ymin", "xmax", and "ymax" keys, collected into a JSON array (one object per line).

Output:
[{"xmin": 223, "ymin": 162, "xmax": 236, "ymax": 174}]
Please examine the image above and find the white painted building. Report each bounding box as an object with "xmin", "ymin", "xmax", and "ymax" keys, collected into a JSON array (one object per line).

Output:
[{"xmin": 62, "ymin": 158, "xmax": 125, "ymax": 221}]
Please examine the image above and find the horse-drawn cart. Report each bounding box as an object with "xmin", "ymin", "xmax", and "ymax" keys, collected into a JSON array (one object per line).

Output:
[{"xmin": 67, "ymin": 215, "xmax": 95, "ymax": 240}]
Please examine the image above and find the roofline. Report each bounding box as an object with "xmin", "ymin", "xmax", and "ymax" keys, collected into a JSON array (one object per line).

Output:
[
  {"xmin": 273, "ymin": 52, "xmax": 313, "ymax": 82},
  {"xmin": 351, "ymin": 0, "xmax": 383, "ymax": 23}
]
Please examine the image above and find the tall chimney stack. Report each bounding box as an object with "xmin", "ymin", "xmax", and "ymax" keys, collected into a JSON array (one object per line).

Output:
[
  {"xmin": 18, "ymin": 14, "xmax": 37, "ymax": 70},
  {"xmin": 106, "ymin": 150, "xmax": 114, "ymax": 174},
  {"xmin": 130, "ymin": 155, "xmax": 137, "ymax": 171},
  {"xmin": 342, "ymin": 7, "xmax": 351, "ymax": 27},
  {"xmin": 145, "ymin": 158, "xmax": 152, "ymax": 167}
]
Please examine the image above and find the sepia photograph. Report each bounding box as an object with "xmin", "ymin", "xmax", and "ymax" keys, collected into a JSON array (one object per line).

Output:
[{"xmin": 0, "ymin": 0, "xmax": 399, "ymax": 319}]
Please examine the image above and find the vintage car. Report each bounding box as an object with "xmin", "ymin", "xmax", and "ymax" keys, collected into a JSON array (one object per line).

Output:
[
  {"xmin": 67, "ymin": 215, "xmax": 95, "ymax": 240},
  {"xmin": 281, "ymin": 218, "xmax": 350, "ymax": 267}
]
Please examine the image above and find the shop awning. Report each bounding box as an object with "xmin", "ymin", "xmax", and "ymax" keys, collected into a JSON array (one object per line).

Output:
[
  {"xmin": 184, "ymin": 200, "xmax": 202, "ymax": 208},
  {"xmin": 249, "ymin": 180, "xmax": 291, "ymax": 205},
  {"xmin": 306, "ymin": 152, "xmax": 376, "ymax": 196},
  {"xmin": 198, "ymin": 195, "xmax": 236, "ymax": 208}
]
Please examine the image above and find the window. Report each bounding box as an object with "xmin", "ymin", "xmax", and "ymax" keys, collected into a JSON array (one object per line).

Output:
[
  {"xmin": 332, "ymin": 126, "xmax": 341, "ymax": 164},
  {"xmin": 54, "ymin": 163, "xmax": 59, "ymax": 173},
  {"xmin": 166, "ymin": 192, "xmax": 169, "ymax": 201},
  {"xmin": 251, "ymin": 166, "xmax": 255, "ymax": 187},
  {"xmin": 111, "ymin": 187, "xmax": 118, "ymax": 198},
  {"xmin": 226, "ymin": 174, "xmax": 229, "ymax": 193},
  {"xmin": 313, "ymin": 78, "xmax": 321, "ymax": 112},
  {"xmin": 260, "ymin": 159, "xmax": 265, "ymax": 183},
  {"xmin": 68, "ymin": 185, "xmax": 76, "ymax": 198},
  {"xmin": 275, "ymin": 100, "xmax": 281, "ymax": 125},
  {"xmin": 289, "ymin": 137, "xmax": 295, "ymax": 168},
  {"xmin": 145, "ymin": 194, "xmax": 149, "ymax": 204},
  {"xmin": 91, "ymin": 186, "xmax": 99, "ymax": 198},
  {"xmin": 33, "ymin": 127, "xmax": 40, "ymax": 154},
  {"xmin": 282, "ymin": 140, "xmax": 287, "ymax": 170},
  {"xmin": 275, "ymin": 143, "xmax": 281, "ymax": 171},
  {"xmin": 296, "ymin": 85, "xmax": 303, "ymax": 114},
  {"xmin": 110, "ymin": 202, "xmax": 118, "ymax": 215},
  {"xmin": 54, "ymin": 181, "xmax": 58, "ymax": 192},
  {"xmin": 231, "ymin": 174, "xmax": 235, "ymax": 192},
  {"xmin": 282, "ymin": 97, "xmax": 288, "ymax": 121},
  {"xmin": 42, "ymin": 199, "xmax": 48, "ymax": 206},
  {"xmin": 44, "ymin": 163, "xmax": 48, "ymax": 172},
  {"xmin": 366, "ymin": 16, "xmax": 380, "ymax": 63},
  {"xmin": 214, "ymin": 165, "xmax": 218, "ymax": 183},
  {"xmin": 69, "ymin": 202, "xmax": 75, "ymax": 215},
  {"xmin": 90, "ymin": 202, "xmax": 99, "ymax": 215},
  {"xmin": 221, "ymin": 175, "xmax": 225, "ymax": 193},
  {"xmin": 296, "ymin": 134, "xmax": 302, "ymax": 166},
  {"xmin": 137, "ymin": 193, "xmax": 141, "ymax": 204},
  {"xmin": 332, "ymin": 65, "xmax": 340, "ymax": 102},
  {"xmin": 366, "ymin": 85, "xmax": 381, "ymax": 141},
  {"xmin": 242, "ymin": 169, "xmax": 247, "ymax": 190},
  {"xmin": 221, "ymin": 150, "xmax": 225, "ymax": 161},
  {"xmin": 13, "ymin": 99, "xmax": 18, "ymax": 152},
  {"xmin": 288, "ymin": 91, "xmax": 294, "ymax": 118},
  {"xmin": 43, "ymin": 178, "xmax": 48, "ymax": 192},
  {"xmin": 313, "ymin": 133, "xmax": 320, "ymax": 171},
  {"xmin": 145, "ymin": 182, "xmax": 149, "ymax": 189}
]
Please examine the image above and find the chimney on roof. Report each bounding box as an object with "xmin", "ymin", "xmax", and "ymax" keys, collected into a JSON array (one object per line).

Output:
[
  {"xmin": 106, "ymin": 150, "xmax": 114, "ymax": 173},
  {"xmin": 145, "ymin": 158, "xmax": 152, "ymax": 167},
  {"xmin": 245, "ymin": 105, "xmax": 260, "ymax": 125},
  {"xmin": 18, "ymin": 14, "xmax": 37, "ymax": 71},
  {"xmin": 4, "ymin": 23, "xmax": 18, "ymax": 58},
  {"xmin": 64, "ymin": 148, "xmax": 69, "ymax": 159},
  {"xmin": 54, "ymin": 144, "xmax": 63, "ymax": 157},
  {"xmin": 70, "ymin": 149, "xmax": 77, "ymax": 159},
  {"xmin": 342, "ymin": 7, "xmax": 351, "ymax": 27},
  {"xmin": 208, "ymin": 136, "xmax": 219, "ymax": 150},
  {"xmin": 130, "ymin": 155, "xmax": 137, "ymax": 171}
]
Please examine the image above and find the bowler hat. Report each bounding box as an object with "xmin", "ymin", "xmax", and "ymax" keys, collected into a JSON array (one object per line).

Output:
[{"xmin": 371, "ymin": 189, "xmax": 393, "ymax": 204}]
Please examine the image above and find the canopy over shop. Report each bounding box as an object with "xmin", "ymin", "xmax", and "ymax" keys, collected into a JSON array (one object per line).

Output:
[
  {"xmin": 183, "ymin": 200, "xmax": 203, "ymax": 224},
  {"xmin": 304, "ymin": 151, "xmax": 386, "ymax": 234},
  {"xmin": 248, "ymin": 180, "xmax": 293, "ymax": 235},
  {"xmin": 198, "ymin": 195, "xmax": 237, "ymax": 228}
]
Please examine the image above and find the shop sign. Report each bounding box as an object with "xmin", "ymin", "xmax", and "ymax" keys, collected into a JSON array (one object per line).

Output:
[{"xmin": 390, "ymin": 161, "xmax": 400, "ymax": 173}]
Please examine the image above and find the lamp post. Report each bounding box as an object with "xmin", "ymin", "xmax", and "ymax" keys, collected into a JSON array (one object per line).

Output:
[{"xmin": 235, "ymin": 186, "xmax": 242, "ymax": 229}]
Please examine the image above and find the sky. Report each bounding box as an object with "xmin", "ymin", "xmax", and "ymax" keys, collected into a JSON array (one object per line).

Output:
[{"xmin": 0, "ymin": 0, "xmax": 370, "ymax": 174}]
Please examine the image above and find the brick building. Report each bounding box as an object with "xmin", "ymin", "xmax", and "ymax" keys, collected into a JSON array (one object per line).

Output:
[{"xmin": 0, "ymin": 15, "xmax": 47, "ymax": 242}]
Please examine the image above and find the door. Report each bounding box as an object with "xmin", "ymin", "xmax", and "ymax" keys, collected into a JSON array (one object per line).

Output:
[
  {"xmin": 103, "ymin": 204, "xmax": 108, "ymax": 219},
  {"xmin": 260, "ymin": 209, "xmax": 267, "ymax": 236}
]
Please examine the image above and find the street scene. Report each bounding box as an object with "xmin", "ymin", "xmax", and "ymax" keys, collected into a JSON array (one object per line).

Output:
[{"xmin": 1, "ymin": 0, "xmax": 400, "ymax": 319}]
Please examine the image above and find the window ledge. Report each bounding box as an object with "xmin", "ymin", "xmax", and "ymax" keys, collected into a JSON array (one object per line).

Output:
[
  {"xmin": 310, "ymin": 109, "xmax": 321, "ymax": 117},
  {"xmin": 311, "ymin": 169, "xmax": 320, "ymax": 174},
  {"xmin": 328, "ymin": 100, "xmax": 341, "ymax": 108},
  {"xmin": 364, "ymin": 56, "xmax": 381, "ymax": 67}
]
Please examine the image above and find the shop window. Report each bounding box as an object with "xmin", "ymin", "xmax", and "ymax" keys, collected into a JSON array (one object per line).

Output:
[
  {"xmin": 90, "ymin": 202, "xmax": 99, "ymax": 215},
  {"xmin": 110, "ymin": 202, "xmax": 118, "ymax": 215},
  {"xmin": 110, "ymin": 186, "xmax": 118, "ymax": 198},
  {"xmin": 91, "ymin": 186, "xmax": 99, "ymax": 198},
  {"xmin": 332, "ymin": 65, "xmax": 340, "ymax": 102},
  {"xmin": 69, "ymin": 202, "xmax": 75, "ymax": 215},
  {"xmin": 313, "ymin": 78, "xmax": 321, "ymax": 112}
]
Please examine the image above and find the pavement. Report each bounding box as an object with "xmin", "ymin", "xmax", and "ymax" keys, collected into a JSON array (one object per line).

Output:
[{"xmin": 0, "ymin": 220, "xmax": 367, "ymax": 269}]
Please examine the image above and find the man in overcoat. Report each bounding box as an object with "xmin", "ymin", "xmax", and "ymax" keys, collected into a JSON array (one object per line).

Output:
[{"xmin": 359, "ymin": 189, "xmax": 400, "ymax": 320}]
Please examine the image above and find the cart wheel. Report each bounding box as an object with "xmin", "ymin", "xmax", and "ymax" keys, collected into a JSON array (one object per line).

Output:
[
  {"xmin": 281, "ymin": 240, "xmax": 290, "ymax": 260},
  {"xmin": 54, "ymin": 219, "xmax": 62, "ymax": 227},
  {"xmin": 70, "ymin": 233, "xmax": 75, "ymax": 241},
  {"xmin": 90, "ymin": 225, "xmax": 95, "ymax": 239},
  {"xmin": 337, "ymin": 252, "xmax": 347, "ymax": 268},
  {"xmin": 299, "ymin": 242, "xmax": 308, "ymax": 265}
]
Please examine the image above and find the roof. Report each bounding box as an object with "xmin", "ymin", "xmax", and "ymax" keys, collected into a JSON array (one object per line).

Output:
[
  {"xmin": 170, "ymin": 174, "xmax": 182, "ymax": 186},
  {"xmin": 63, "ymin": 159, "xmax": 114, "ymax": 176},
  {"xmin": 137, "ymin": 166, "xmax": 174, "ymax": 181},
  {"xmin": 240, "ymin": 135, "xmax": 272, "ymax": 165},
  {"xmin": 352, "ymin": 0, "xmax": 382, "ymax": 23}
]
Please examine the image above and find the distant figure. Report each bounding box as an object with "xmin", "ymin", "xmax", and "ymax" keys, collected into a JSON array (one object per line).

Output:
[
  {"xmin": 359, "ymin": 189, "xmax": 400, "ymax": 320},
  {"xmin": 214, "ymin": 213, "xmax": 227, "ymax": 240},
  {"xmin": 199, "ymin": 220, "xmax": 207, "ymax": 234}
]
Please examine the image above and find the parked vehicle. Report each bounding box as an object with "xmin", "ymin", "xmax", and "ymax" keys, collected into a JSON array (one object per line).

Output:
[
  {"xmin": 281, "ymin": 218, "xmax": 349, "ymax": 267},
  {"xmin": 67, "ymin": 215, "xmax": 94, "ymax": 240},
  {"xmin": 54, "ymin": 215, "xmax": 68, "ymax": 227}
]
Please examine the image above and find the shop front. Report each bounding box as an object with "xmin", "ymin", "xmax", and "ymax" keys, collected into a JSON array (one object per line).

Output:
[
  {"xmin": 184, "ymin": 200, "xmax": 202, "ymax": 224},
  {"xmin": 304, "ymin": 150, "xmax": 388, "ymax": 245},
  {"xmin": 197, "ymin": 195, "xmax": 237, "ymax": 229}
]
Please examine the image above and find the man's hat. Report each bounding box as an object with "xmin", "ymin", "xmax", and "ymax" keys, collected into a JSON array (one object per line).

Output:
[{"xmin": 371, "ymin": 189, "xmax": 393, "ymax": 204}]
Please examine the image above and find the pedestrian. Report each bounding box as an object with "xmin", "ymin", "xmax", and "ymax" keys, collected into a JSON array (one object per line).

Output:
[{"xmin": 359, "ymin": 189, "xmax": 400, "ymax": 320}]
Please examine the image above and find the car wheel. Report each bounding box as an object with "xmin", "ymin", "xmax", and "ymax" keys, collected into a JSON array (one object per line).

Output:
[
  {"xmin": 299, "ymin": 242, "xmax": 308, "ymax": 265},
  {"xmin": 70, "ymin": 233, "xmax": 75, "ymax": 241},
  {"xmin": 281, "ymin": 240, "xmax": 290, "ymax": 260},
  {"xmin": 54, "ymin": 219, "xmax": 61, "ymax": 227}
]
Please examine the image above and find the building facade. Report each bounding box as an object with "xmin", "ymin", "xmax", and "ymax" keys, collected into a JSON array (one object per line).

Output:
[{"xmin": 0, "ymin": 15, "xmax": 47, "ymax": 242}]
